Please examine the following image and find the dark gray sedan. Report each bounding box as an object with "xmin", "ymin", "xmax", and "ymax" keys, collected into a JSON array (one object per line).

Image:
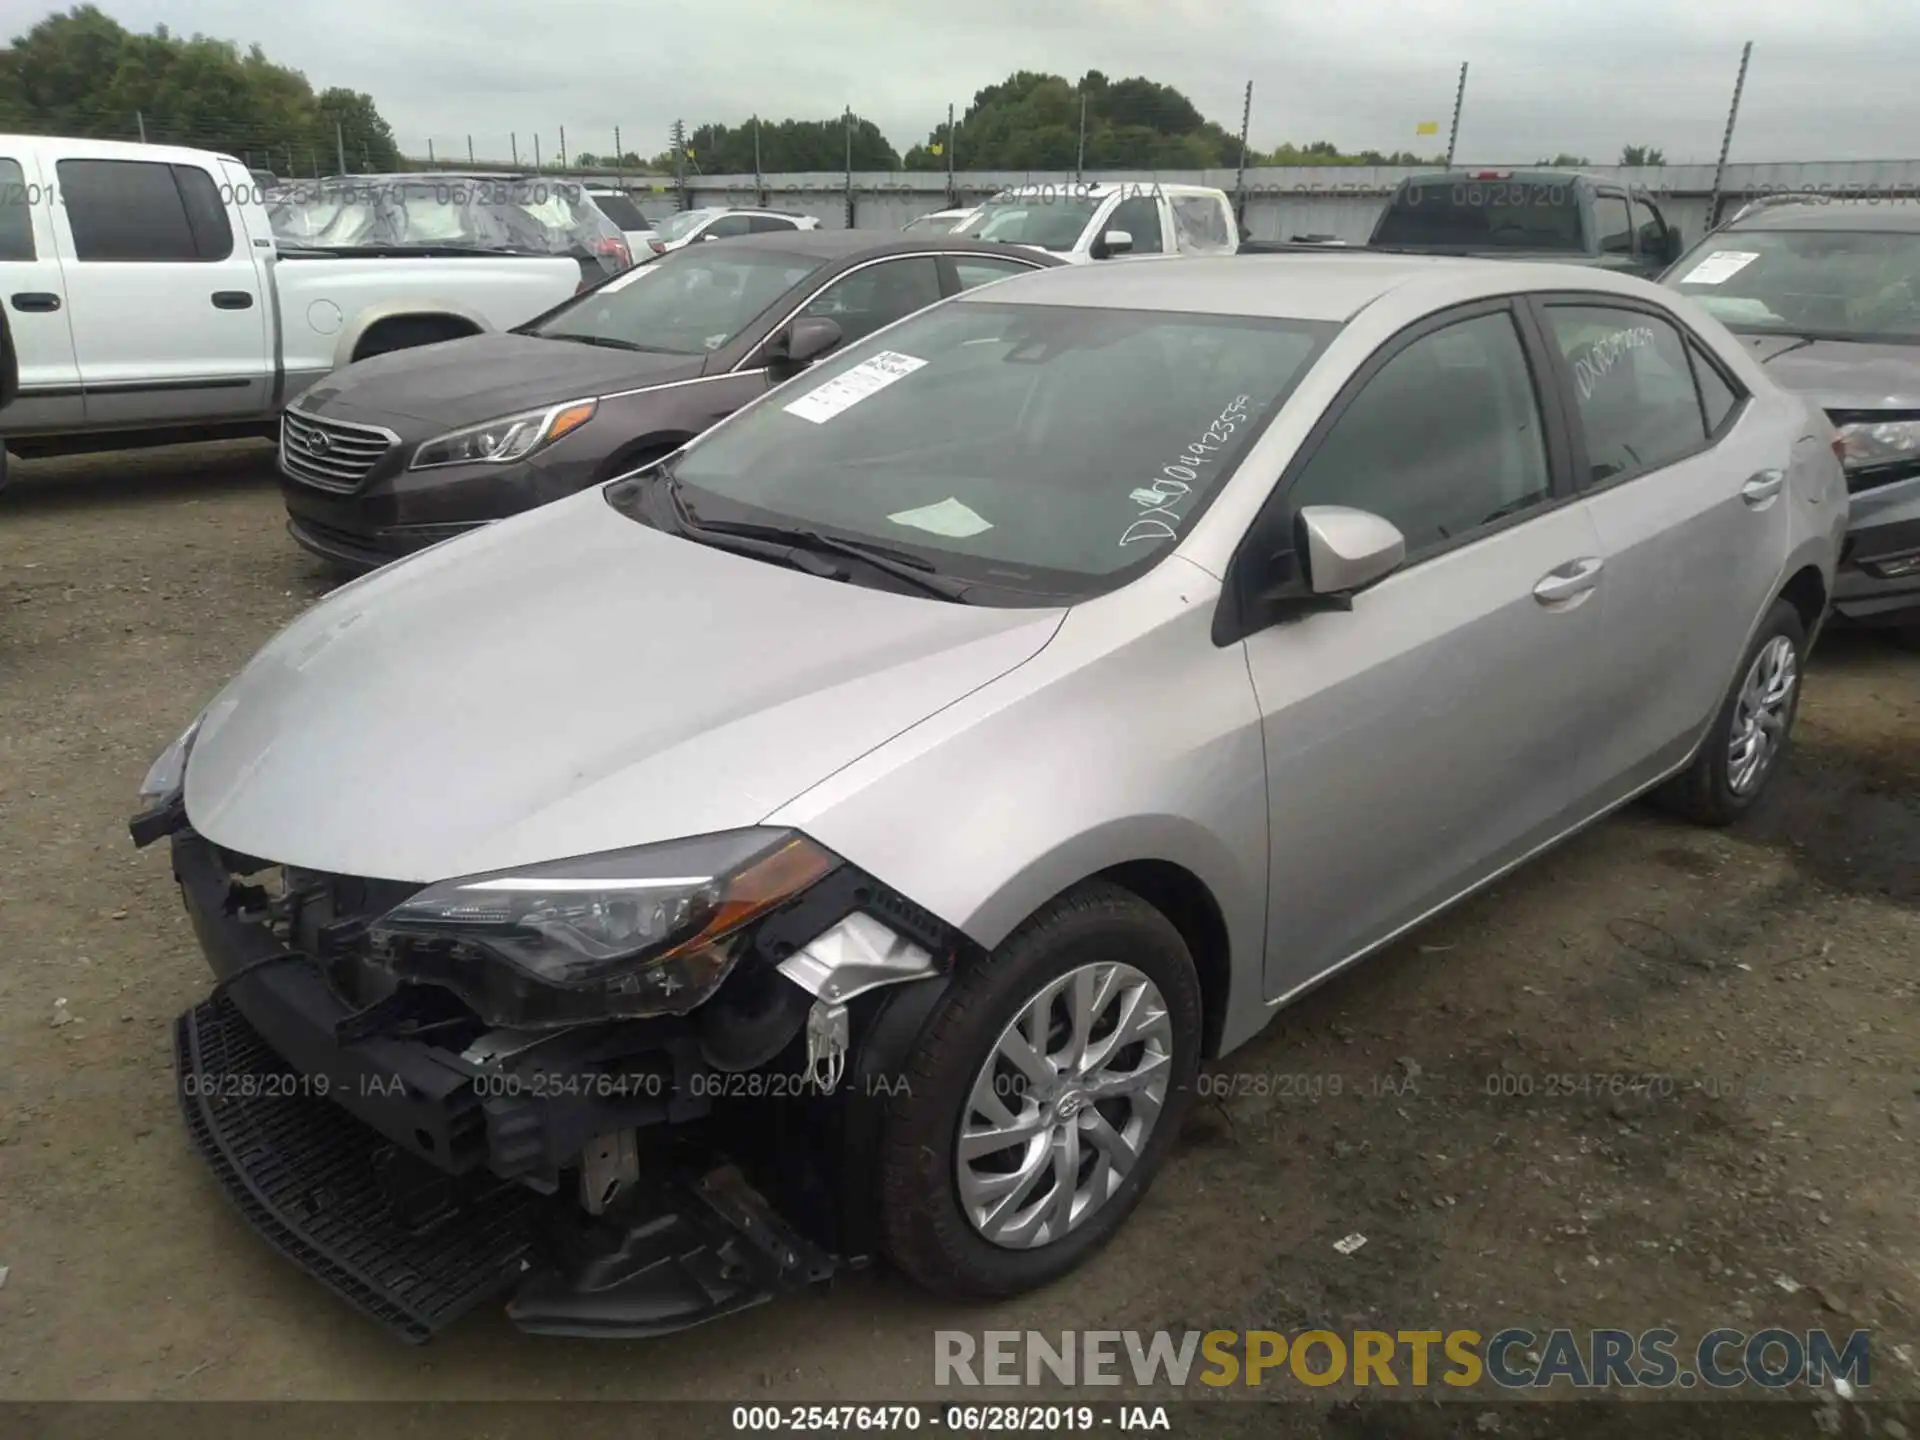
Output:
[
  {"xmin": 277, "ymin": 231, "xmax": 1059, "ymax": 571},
  {"xmin": 1665, "ymin": 200, "xmax": 1920, "ymax": 641}
]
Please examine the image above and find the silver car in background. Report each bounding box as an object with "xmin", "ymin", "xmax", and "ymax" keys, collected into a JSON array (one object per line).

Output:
[{"xmin": 135, "ymin": 255, "xmax": 1846, "ymax": 1340}]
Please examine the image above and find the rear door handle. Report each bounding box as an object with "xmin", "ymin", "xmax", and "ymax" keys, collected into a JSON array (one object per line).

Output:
[
  {"xmin": 1742, "ymin": 468, "xmax": 1785, "ymax": 505},
  {"xmin": 1533, "ymin": 556, "xmax": 1605, "ymax": 605},
  {"xmin": 211, "ymin": 291, "xmax": 255, "ymax": 310},
  {"xmin": 10, "ymin": 292, "xmax": 60, "ymax": 312}
]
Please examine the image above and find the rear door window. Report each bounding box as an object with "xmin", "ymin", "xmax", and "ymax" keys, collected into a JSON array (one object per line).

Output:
[
  {"xmin": 591, "ymin": 191, "xmax": 649, "ymax": 229},
  {"xmin": 58, "ymin": 158, "xmax": 202, "ymax": 261},
  {"xmin": 747, "ymin": 215, "xmax": 798, "ymax": 233},
  {"xmin": 1542, "ymin": 304, "xmax": 1709, "ymax": 484},
  {"xmin": 0, "ymin": 156, "xmax": 35, "ymax": 260}
]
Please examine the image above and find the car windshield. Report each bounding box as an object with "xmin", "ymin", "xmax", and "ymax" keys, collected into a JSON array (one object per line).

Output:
[
  {"xmin": 1666, "ymin": 227, "xmax": 1920, "ymax": 342},
  {"xmin": 527, "ymin": 247, "xmax": 823, "ymax": 354},
  {"xmin": 656, "ymin": 209, "xmax": 717, "ymax": 242},
  {"xmin": 639, "ymin": 301, "xmax": 1339, "ymax": 602},
  {"xmin": 270, "ymin": 178, "xmax": 622, "ymax": 255},
  {"xmin": 956, "ymin": 197, "xmax": 1101, "ymax": 251},
  {"xmin": 1372, "ymin": 180, "xmax": 1584, "ymax": 249},
  {"xmin": 590, "ymin": 191, "xmax": 650, "ymax": 229},
  {"xmin": 904, "ymin": 213, "xmax": 964, "ymax": 234}
]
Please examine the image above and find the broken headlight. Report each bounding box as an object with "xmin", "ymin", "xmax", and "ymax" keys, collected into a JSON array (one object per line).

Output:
[
  {"xmin": 1834, "ymin": 418, "xmax": 1920, "ymax": 471},
  {"xmin": 367, "ymin": 828, "xmax": 839, "ymax": 1028},
  {"xmin": 129, "ymin": 712, "xmax": 204, "ymax": 847}
]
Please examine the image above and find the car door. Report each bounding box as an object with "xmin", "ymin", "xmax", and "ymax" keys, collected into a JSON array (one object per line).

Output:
[
  {"xmin": 0, "ymin": 145, "xmax": 84, "ymax": 435},
  {"xmin": 1235, "ymin": 301, "xmax": 1611, "ymax": 1000},
  {"xmin": 49, "ymin": 151, "xmax": 270, "ymax": 426},
  {"xmin": 1529, "ymin": 294, "xmax": 1794, "ymax": 796}
]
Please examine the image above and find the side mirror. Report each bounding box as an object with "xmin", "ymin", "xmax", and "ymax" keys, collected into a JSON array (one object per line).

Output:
[
  {"xmin": 1090, "ymin": 228, "xmax": 1134, "ymax": 260},
  {"xmin": 1298, "ymin": 505, "xmax": 1405, "ymax": 598},
  {"xmin": 770, "ymin": 316, "xmax": 843, "ymax": 369}
]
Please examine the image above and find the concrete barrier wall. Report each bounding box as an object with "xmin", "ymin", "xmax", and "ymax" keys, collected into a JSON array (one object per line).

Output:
[{"xmin": 598, "ymin": 160, "xmax": 1920, "ymax": 245}]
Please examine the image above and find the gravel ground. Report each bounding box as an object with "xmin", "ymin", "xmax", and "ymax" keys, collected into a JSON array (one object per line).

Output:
[{"xmin": 0, "ymin": 443, "xmax": 1915, "ymax": 1425}]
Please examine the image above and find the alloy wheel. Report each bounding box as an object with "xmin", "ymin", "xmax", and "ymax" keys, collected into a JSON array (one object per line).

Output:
[{"xmin": 1727, "ymin": 634, "xmax": 1798, "ymax": 795}]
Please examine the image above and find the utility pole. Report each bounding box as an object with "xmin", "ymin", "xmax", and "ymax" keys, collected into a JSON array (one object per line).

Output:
[
  {"xmin": 1233, "ymin": 80, "xmax": 1253, "ymax": 229},
  {"xmin": 614, "ymin": 126, "xmax": 623, "ymax": 185},
  {"xmin": 136, "ymin": 111, "xmax": 146, "ymax": 143},
  {"xmin": 1709, "ymin": 42, "xmax": 1754, "ymax": 229},
  {"xmin": 559, "ymin": 124, "xmax": 568, "ymax": 170},
  {"xmin": 671, "ymin": 119, "xmax": 688, "ymax": 211},
  {"xmin": 754, "ymin": 114, "xmax": 765, "ymax": 207},
  {"xmin": 844, "ymin": 106, "xmax": 854, "ymax": 228},
  {"xmin": 946, "ymin": 102, "xmax": 956, "ymax": 206},
  {"xmin": 1444, "ymin": 62, "xmax": 1469, "ymax": 168},
  {"xmin": 427, "ymin": 138, "xmax": 435, "ymax": 167},
  {"xmin": 511, "ymin": 131, "xmax": 519, "ymax": 167},
  {"xmin": 467, "ymin": 135, "xmax": 474, "ymax": 165},
  {"xmin": 1076, "ymin": 91, "xmax": 1087, "ymax": 183},
  {"xmin": 335, "ymin": 122, "xmax": 346, "ymax": 176},
  {"xmin": 534, "ymin": 133, "xmax": 542, "ymax": 171}
]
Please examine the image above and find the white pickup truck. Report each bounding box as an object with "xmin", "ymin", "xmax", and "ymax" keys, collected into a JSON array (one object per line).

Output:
[
  {"xmin": 951, "ymin": 180, "xmax": 1240, "ymax": 262},
  {"xmin": 0, "ymin": 135, "xmax": 591, "ymax": 483}
]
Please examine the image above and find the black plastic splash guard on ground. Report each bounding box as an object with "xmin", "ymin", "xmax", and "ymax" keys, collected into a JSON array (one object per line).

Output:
[{"xmin": 173, "ymin": 993, "xmax": 551, "ymax": 1343}]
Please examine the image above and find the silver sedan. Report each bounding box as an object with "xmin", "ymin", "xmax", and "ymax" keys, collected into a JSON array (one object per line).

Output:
[{"xmin": 136, "ymin": 254, "xmax": 1847, "ymax": 1337}]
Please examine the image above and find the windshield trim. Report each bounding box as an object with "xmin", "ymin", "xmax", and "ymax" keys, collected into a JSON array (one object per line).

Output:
[{"xmin": 627, "ymin": 299, "xmax": 1343, "ymax": 606}]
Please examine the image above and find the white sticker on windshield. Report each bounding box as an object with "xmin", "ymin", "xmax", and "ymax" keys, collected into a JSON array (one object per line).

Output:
[
  {"xmin": 887, "ymin": 497, "xmax": 993, "ymax": 538},
  {"xmin": 783, "ymin": 350, "xmax": 927, "ymax": 424},
  {"xmin": 1678, "ymin": 250, "xmax": 1759, "ymax": 286}
]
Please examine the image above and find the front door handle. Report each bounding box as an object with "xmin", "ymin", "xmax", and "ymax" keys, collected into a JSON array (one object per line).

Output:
[
  {"xmin": 212, "ymin": 291, "xmax": 255, "ymax": 310},
  {"xmin": 10, "ymin": 292, "xmax": 60, "ymax": 312},
  {"xmin": 1533, "ymin": 556, "xmax": 1605, "ymax": 605},
  {"xmin": 1742, "ymin": 468, "xmax": 1785, "ymax": 505}
]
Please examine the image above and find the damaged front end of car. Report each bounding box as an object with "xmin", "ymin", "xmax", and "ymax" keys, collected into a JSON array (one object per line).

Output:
[{"xmin": 134, "ymin": 761, "xmax": 967, "ymax": 1343}]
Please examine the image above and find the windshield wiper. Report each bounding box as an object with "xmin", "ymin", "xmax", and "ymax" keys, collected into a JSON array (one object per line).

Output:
[
  {"xmin": 658, "ymin": 472, "xmax": 971, "ymax": 601},
  {"xmin": 541, "ymin": 333, "xmax": 674, "ymax": 352}
]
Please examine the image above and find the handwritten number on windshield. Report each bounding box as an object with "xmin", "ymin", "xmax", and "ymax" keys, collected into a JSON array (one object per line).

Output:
[{"xmin": 1119, "ymin": 395, "xmax": 1251, "ymax": 547}]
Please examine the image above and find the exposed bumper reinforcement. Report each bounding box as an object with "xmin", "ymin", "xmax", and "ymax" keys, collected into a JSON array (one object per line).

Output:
[
  {"xmin": 175, "ymin": 993, "xmax": 552, "ymax": 1343},
  {"xmin": 176, "ymin": 993, "xmax": 840, "ymax": 1341}
]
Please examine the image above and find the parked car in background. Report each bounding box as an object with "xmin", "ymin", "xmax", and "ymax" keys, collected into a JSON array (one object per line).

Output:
[
  {"xmin": 952, "ymin": 181, "xmax": 1239, "ymax": 261},
  {"xmin": 1329, "ymin": 169, "xmax": 1686, "ymax": 277},
  {"xmin": 139, "ymin": 255, "xmax": 1841, "ymax": 1343},
  {"xmin": 0, "ymin": 137, "xmax": 590, "ymax": 471},
  {"xmin": 902, "ymin": 207, "xmax": 977, "ymax": 235},
  {"xmin": 585, "ymin": 184, "xmax": 660, "ymax": 257},
  {"xmin": 276, "ymin": 231, "xmax": 1060, "ymax": 569},
  {"xmin": 651, "ymin": 207, "xmax": 823, "ymax": 253},
  {"xmin": 1665, "ymin": 198, "xmax": 1920, "ymax": 642},
  {"xmin": 269, "ymin": 172, "xmax": 634, "ymax": 278}
]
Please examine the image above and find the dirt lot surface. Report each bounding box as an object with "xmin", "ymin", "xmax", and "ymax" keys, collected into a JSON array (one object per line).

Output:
[{"xmin": 1, "ymin": 444, "xmax": 1916, "ymax": 1429}]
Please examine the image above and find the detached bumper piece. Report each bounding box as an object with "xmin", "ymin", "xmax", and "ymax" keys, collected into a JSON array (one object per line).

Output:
[
  {"xmin": 176, "ymin": 994, "xmax": 839, "ymax": 1341},
  {"xmin": 176, "ymin": 993, "xmax": 551, "ymax": 1343}
]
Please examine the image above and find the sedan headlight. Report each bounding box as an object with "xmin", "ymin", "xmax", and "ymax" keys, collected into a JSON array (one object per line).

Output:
[
  {"xmin": 409, "ymin": 398, "xmax": 598, "ymax": 470},
  {"xmin": 128, "ymin": 712, "xmax": 204, "ymax": 846},
  {"xmin": 367, "ymin": 828, "xmax": 839, "ymax": 1028},
  {"xmin": 1834, "ymin": 418, "xmax": 1920, "ymax": 471}
]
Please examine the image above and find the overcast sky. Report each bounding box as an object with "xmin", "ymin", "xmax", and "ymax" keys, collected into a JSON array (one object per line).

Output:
[{"xmin": 53, "ymin": 0, "xmax": 1920, "ymax": 165}]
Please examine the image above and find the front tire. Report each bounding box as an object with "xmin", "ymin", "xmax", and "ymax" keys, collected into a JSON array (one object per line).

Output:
[
  {"xmin": 1657, "ymin": 598, "xmax": 1807, "ymax": 825},
  {"xmin": 876, "ymin": 881, "xmax": 1202, "ymax": 1298}
]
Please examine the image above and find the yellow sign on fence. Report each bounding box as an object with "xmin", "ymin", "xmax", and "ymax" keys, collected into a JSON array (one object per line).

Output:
[{"xmin": 1416, "ymin": 120, "xmax": 1440, "ymax": 135}]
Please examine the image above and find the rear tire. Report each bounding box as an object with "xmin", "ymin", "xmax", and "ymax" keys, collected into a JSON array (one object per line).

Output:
[
  {"xmin": 1656, "ymin": 599, "xmax": 1807, "ymax": 826},
  {"xmin": 876, "ymin": 881, "xmax": 1202, "ymax": 1298}
]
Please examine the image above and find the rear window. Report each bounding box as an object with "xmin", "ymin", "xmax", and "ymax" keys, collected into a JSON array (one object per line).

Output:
[
  {"xmin": 1372, "ymin": 180, "xmax": 1584, "ymax": 250},
  {"xmin": 591, "ymin": 191, "xmax": 649, "ymax": 229}
]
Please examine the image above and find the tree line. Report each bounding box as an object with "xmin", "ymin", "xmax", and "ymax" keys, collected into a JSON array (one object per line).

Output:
[
  {"xmin": 2, "ymin": 8, "xmax": 1670, "ymax": 177},
  {"xmin": 0, "ymin": 5, "xmax": 402, "ymax": 171}
]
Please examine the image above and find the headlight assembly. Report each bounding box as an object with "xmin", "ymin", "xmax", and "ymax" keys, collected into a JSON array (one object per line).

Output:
[
  {"xmin": 368, "ymin": 828, "xmax": 840, "ymax": 1027},
  {"xmin": 409, "ymin": 398, "xmax": 598, "ymax": 470},
  {"xmin": 129, "ymin": 712, "xmax": 204, "ymax": 846},
  {"xmin": 1834, "ymin": 418, "xmax": 1920, "ymax": 471}
]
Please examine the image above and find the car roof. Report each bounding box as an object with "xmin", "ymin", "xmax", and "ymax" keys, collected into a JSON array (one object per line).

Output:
[
  {"xmin": 1725, "ymin": 201, "xmax": 1920, "ymax": 233},
  {"xmin": 686, "ymin": 229, "xmax": 1067, "ymax": 264},
  {"xmin": 965, "ymin": 253, "xmax": 1660, "ymax": 322}
]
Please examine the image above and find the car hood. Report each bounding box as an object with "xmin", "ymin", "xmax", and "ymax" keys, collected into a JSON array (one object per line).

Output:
[
  {"xmin": 184, "ymin": 490, "xmax": 1065, "ymax": 882},
  {"xmin": 294, "ymin": 331, "xmax": 708, "ymax": 431},
  {"xmin": 1741, "ymin": 334, "xmax": 1920, "ymax": 411}
]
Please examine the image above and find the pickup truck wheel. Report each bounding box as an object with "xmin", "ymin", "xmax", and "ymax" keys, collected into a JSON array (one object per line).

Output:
[
  {"xmin": 1655, "ymin": 599, "xmax": 1806, "ymax": 826},
  {"xmin": 875, "ymin": 881, "xmax": 1201, "ymax": 1298}
]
